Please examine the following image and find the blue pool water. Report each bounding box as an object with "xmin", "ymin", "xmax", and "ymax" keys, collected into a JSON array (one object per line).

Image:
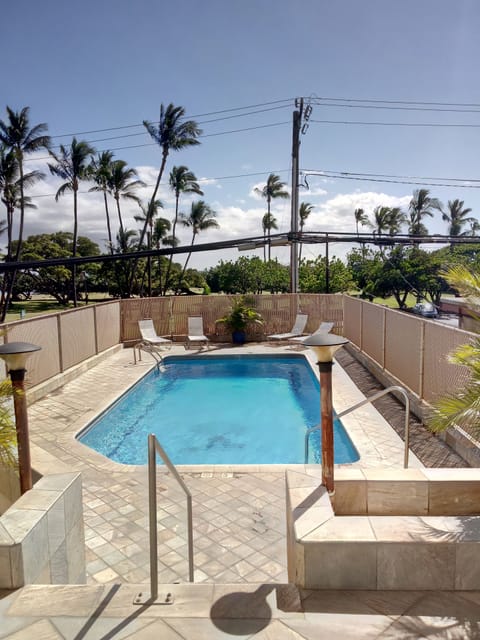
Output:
[{"xmin": 79, "ymin": 355, "xmax": 359, "ymax": 465}]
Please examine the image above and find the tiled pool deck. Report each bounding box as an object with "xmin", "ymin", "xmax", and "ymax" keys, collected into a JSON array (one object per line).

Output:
[
  {"xmin": 25, "ymin": 343, "xmax": 436, "ymax": 587},
  {"xmin": 1, "ymin": 342, "xmax": 477, "ymax": 639}
]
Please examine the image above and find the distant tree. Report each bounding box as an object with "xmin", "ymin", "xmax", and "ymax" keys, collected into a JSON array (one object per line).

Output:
[
  {"xmin": 177, "ymin": 201, "xmax": 218, "ymax": 292},
  {"xmin": 255, "ymin": 174, "xmax": 289, "ymax": 260},
  {"xmin": 48, "ymin": 138, "xmax": 95, "ymax": 306},
  {"xmin": 164, "ymin": 165, "xmax": 203, "ymax": 294},
  {"xmin": 0, "ymin": 107, "xmax": 50, "ymax": 261},
  {"xmin": 17, "ymin": 232, "xmax": 100, "ymax": 304},
  {"xmin": 89, "ymin": 151, "xmax": 115, "ymax": 251},
  {"xmin": 440, "ymin": 199, "xmax": 477, "ymax": 244},
  {"xmin": 354, "ymin": 207, "xmax": 369, "ymax": 235},
  {"xmin": 408, "ymin": 188, "xmax": 441, "ymax": 236},
  {"xmin": 299, "ymin": 255, "xmax": 353, "ymax": 293},
  {"xmin": 134, "ymin": 199, "xmax": 163, "ymax": 296},
  {"xmin": 143, "ymin": 104, "xmax": 201, "ymax": 248},
  {"xmin": 109, "ymin": 160, "xmax": 145, "ymax": 239},
  {"xmin": 371, "ymin": 206, "xmax": 406, "ymax": 237},
  {"xmin": 261, "ymin": 212, "xmax": 278, "ymax": 262},
  {"xmin": 0, "ymin": 107, "xmax": 50, "ymax": 320},
  {"xmin": 298, "ymin": 202, "xmax": 314, "ymax": 263},
  {"xmin": 204, "ymin": 256, "xmax": 288, "ymax": 294}
]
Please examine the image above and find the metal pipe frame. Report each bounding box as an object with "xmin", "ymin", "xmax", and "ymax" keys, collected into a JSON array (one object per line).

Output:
[
  {"xmin": 147, "ymin": 433, "xmax": 194, "ymax": 597},
  {"xmin": 305, "ymin": 385, "xmax": 411, "ymax": 469}
]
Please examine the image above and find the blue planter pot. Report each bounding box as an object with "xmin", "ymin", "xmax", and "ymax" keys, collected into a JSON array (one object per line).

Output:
[{"xmin": 232, "ymin": 330, "xmax": 246, "ymax": 345}]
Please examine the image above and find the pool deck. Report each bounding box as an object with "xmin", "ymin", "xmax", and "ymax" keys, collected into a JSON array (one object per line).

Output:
[
  {"xmin": 24, "ymin": 343, "xmax": 441, "ymax": 588},
  {"xmin": 1, "ymin": 343, "xmax": 476, "ymax": 639}
]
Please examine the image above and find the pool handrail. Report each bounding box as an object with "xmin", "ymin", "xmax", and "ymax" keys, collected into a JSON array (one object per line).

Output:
[
  {"xmin": 141, "ymin": 433, "xmax": 194, "ymax": 603},
  {"xmin": 304, "ymin": 385, "xmax": 411, "ymax": 468}
]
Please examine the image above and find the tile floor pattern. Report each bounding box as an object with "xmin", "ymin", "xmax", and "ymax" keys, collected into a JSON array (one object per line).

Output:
[
  {"xmin": 2, "ymin": 583, "xmax": 480, "ymax": 639},
  {"xmin": 25, "ymin": 345, "xmax": 467, "ymax": 588}
]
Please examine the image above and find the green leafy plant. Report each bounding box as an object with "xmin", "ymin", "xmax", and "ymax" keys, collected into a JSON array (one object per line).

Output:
[
  {"xmin": 429, "ymin": 265, "xmax": 480, "ymax": 436},
  {"xmin": 216, "ymin": 297, "xmax": 263, "ymax": 333},
  {"xmin": 0, "ymin": 379, "xmax": 17, "ymax": 469}
]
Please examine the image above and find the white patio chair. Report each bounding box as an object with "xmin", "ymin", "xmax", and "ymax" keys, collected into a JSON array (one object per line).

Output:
[
  {"xmin": 267, "ymin": 313, "xmax": 308, "ymax": 340},
  {"xmin": 289, "ymin": 321, "xmax": 335, "ymax": 343},
  {"xmin": 186, "ymin": 316, "xmax": 209, "ymax": 349},
  {"xmin": 134, "ymin": 319, "xmax": 172, "ymax": 364}
]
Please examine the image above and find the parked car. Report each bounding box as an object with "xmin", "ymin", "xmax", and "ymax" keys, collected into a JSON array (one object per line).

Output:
[{"xmin": 412, "ymin": 302, "xmax": 438, "ymax": 318}]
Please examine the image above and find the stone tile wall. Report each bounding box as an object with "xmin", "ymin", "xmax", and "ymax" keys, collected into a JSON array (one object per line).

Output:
[
  {"xmin": 0, "ymin": 473, "xmax": 85, "ymax": 588},
  {"xmin": 287, "ymin": 468, "xmax": 480, "ymax": 591}
]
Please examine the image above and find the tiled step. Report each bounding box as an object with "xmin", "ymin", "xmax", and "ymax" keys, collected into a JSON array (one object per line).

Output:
[{"xmin": 0, "ymin": 582, "xmax": 303, "ymax": 639}]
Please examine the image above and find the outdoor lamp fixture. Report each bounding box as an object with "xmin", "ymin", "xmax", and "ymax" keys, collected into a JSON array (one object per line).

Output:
[
  {"xmin": 0, "ymin": 342, "xmax": 41, "ymax": 494},
  {"xmin": 303, "ymin": 333, "xmax": 349, "ymax": 495}
]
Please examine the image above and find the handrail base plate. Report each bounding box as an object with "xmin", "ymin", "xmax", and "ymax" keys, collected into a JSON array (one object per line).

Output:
[{"xmin": 133, "ymin": 591, "xmax": 175, "ymax": 605}]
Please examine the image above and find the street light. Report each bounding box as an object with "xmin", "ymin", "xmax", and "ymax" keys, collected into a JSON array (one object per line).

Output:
[
  {"xmin": 0, "ymin": 342, "xmax": 41, "ymax": 494},
  {"xmin": 303, "ymin": 333, "xmax": 349, "ymax": 495}
]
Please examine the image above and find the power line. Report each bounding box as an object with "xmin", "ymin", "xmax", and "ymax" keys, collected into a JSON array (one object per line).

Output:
[
  {"xmin": 311, "ymin": 101, "xmax": 480, "ymax": 114},
  {"xmin": 305, "ymin": 95, "xmax": 480, "ymax": 110},
  {"xmin": 304, "ymin": 169, "xmax": 480, "ymax": 183},
  {"xmin": 304, "ymin": 171, "xmax": 480, "ymax": 189},
  {"xmin": 25, "ymin": 121, "xmax": 291, "ymax": 162},
  {"xmin": 311, "ymin": 119, "xmax": 480, "ymax": 128},
  {"xmin": 49, "ymin": 98, "xmax": 294, "ymax": 139},
  {"xmin": 28, "ymin": 169, "xmax": 291, "ymax": 199}
]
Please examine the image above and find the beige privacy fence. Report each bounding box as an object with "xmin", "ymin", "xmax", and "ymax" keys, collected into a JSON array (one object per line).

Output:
[
  {"xmin": 1, "ymin": 293, "xmax": 472, "ymax": 405},
  {"xmin": 120, "ymin": 294, "xmax": 344, "ymax": 343},
  {"xmin": 1, "ymin": 301, "xmax": 121, "ymax": 388},
  {"xmin": 343, "ymin": 296, "xmax": 473, "ymax": 404}
]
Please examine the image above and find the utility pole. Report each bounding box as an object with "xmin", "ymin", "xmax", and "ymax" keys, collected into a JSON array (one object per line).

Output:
[{"xmin": 290, "ymin": 98, "xmax": 303, "ymax": 293}]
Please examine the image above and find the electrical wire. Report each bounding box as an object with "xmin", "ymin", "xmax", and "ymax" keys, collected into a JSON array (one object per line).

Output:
[
  {"xmin": 311, "ymin": 119, "xmax": 480, "ymax": 128},
  {"xmin": 49, "ymin": 98, "xmax": 294, "ymax": 139}
]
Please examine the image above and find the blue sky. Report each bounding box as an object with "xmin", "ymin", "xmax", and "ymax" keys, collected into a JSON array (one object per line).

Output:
[{"xmin": 3, "ymin": 0, "xmax": 480, "ymax": 268}]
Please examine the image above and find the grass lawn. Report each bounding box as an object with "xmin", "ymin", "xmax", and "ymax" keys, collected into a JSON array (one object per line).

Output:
[{"xmin": 5, "ymin": 294, "xmax": 112, "ymax": 323}]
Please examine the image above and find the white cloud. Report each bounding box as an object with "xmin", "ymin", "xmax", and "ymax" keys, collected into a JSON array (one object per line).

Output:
[
  {"xmin": 304, "ymin": 191, "xmax": 411, "ymax": 233},
  {"xmin": 12, "ymin": 155, "xmax": 415, "ymax": 272}
]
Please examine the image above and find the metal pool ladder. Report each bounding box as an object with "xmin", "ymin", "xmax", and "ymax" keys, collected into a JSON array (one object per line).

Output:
[
  {"xmin": 134, "ymin": 434, "xmax": 194, "ymax": 605},
  {"xmin": 304, "ymin": 385, "xmax": 411, "ymax": 468}
]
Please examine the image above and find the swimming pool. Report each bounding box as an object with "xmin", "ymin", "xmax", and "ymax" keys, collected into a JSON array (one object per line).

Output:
[{"xmin": 78, "ymin": 354, "xmax": 359, "ymax": 465}]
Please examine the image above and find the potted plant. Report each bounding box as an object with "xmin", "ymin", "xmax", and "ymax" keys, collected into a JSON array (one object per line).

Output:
[{"xmin": 216, "ymin": 297, "xmax": 263, "ymax": 345}]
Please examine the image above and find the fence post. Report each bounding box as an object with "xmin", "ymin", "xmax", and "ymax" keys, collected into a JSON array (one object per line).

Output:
[
  {"xmin": 419, "ymin": 320, "xmax": 426, "ymax": 400},
  {"xmin": 57, "ymin": 314, "xmax": 64, "ymax": 373}
]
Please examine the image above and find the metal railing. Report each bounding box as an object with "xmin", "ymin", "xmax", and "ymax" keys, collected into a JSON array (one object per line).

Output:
[
  {"xmin": 305, "ymin": 385, "xmax": 411, "ymax": 468},
  {"xmin": 142, "ymin": 434, "xmax": 194, "ymax": 602}
]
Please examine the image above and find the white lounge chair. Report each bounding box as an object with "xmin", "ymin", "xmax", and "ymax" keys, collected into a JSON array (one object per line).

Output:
[
  {"xmin": 267, "ymin": 313, "xmax": 308, "ymax": 340},
  {"xmin": 289, "ymin": 321, "xmax": 334, "ymax": 343},
  {"xmin": 186, "ymin": 316, "xmax": 209, "ymax": 349},
  {"xmin": 134, "ymin": 319, "xmax": 172, "ymax": 364}
]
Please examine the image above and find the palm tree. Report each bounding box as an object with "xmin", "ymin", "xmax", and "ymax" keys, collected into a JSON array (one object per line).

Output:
[
  {"xmin": 134, "ymin": 199, "xmax": 163, "ymax": 296},
  {"xmin": 429, "ymin": 265, "xmax": 480, "ymax": 438},
  {"xmin": 408, "ymin": 189, "xmax": 441, "ymax": 236},
  {"xmin": 142, "ymin": 104, "xmax": 202, "ymax": 249},
  {"xmin": 371, "ymin": 206, "xmax": 406, "ymax": 237},
  {"xmin": 89, "ymin": 151, "xmax": 115, "ymax": 252},
  {"xmin": 152, "ymin": 216, "xmax": 173, "ymax": 293},
  {"xmin": 0, "ymin": 107, "xmax": 50, "ymax": 261},
  {"xmin": 177, "ymin": 201, "xmax": 218, "ymax": 292},
  {"xmin": 48, "ymin": 137, "xmax": 95, "ymax": 306},
  {"xmin": 109, "ymin": 160, "xmax": 146, "ymax": 238},
  {"xmin": 440, "ymin": 199, "xmax": 477, "ymax": 243},
  {"xmin": 354, "ymin": 207, "xmax": 369, "ymax": 235},
  {"xmin": 255, "ymin": 174, "xmax": 289, "ymax": 260},
  {"xmin": 299, "ymin": 202, "xmax": 314, "ymax": 263},
  {"xmin": 164, "ymin": 165, "xmax": 203, "ymax": 294},
  {"xmin": 0, "ymin": 107, "xmax": 50, "ymax": 321},
  {"xmin": 262, "ymin": 212, "xmax": 278, "ymax": 262}
]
